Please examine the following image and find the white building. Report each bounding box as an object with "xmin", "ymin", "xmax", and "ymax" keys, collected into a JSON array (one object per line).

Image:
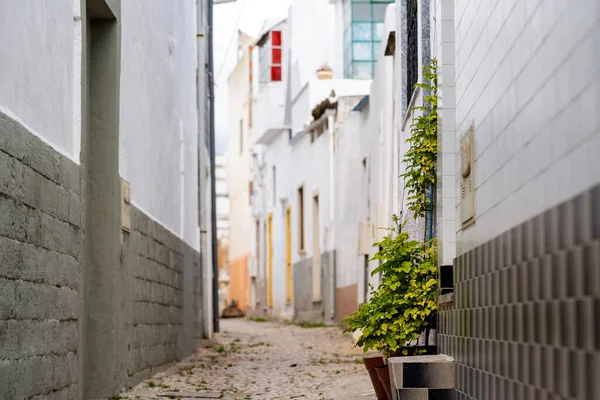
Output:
[
  {"xmin": 0, "ymin": 0, "xmax": 214, "ymax": 398},
  {"xmin": 391, "ymin": 0, "xmax": 600, "ymax": 398},
  {"xmin": 249, "ymin": 0, "xmax": 393, "ymax": 322},
  {"xmin": 227, "ymin": 31, "xmax": 256, "ymax": 312},
  {"xmin": 216, "ymin": 154, "xmax": 229, "ymax": 240}
]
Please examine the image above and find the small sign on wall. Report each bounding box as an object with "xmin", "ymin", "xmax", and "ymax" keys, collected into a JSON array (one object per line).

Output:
[{"xmin": 460, "ymin": 125, "xmax": 475, "ymax": 228}]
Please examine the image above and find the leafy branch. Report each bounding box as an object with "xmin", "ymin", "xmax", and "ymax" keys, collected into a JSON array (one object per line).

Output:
[
  {"xmin": 343, "ymin": 218, "xmax": 438, "ymax": 357},
  {"xmin": 401, "ymin": 59, "xmax": 438, "ymax": 219}
]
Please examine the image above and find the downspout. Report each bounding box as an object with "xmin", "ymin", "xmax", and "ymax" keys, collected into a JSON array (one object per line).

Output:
[
  {"xmin": 207, "ymin": 0, "xmax": 220, "ymax": 333},
  {"xmin": 327, "ymin": 111, "xmax": 335, "ymax": 251},
  {"xmin": 326, "ymin": 109, "xmax": 336, "ymax": 320}
]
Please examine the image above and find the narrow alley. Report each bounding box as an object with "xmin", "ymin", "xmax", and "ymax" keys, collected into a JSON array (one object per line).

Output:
[{"xmin": 125, "ymin": 319, "xmax": 373, "ymax": 400}]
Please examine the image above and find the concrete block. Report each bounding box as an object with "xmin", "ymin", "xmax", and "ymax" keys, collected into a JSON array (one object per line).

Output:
[
  {"xmin": 0, "ymin": 321, "xmax": 17, "ymax": 358},
  {"xmin": 0, "ymin": 278, "xmax": 16, "ymax": 319},
  {"xmin": 0, "ymin": 236, "xmax": 24, "ymax": 280},
  {"xmin": 0, "ymin": 150, "xmax": 23, "ymax": 198},
  {"xmin": 52, "ymin": 352, "xmax": 78, "ymax": 390},
  {"xmin": 154, "ymin": 223, "xmax": 168, "ymax": 248},
  {"xmin": 47, "ymin": 321, "xmax": 79, "ymax": 355},
  {"xmin": 40, "ymin": 213, "xmax": 80, "ymax": 259},
  {"xmin": 135, "ymin": 233, "xmax": 153, "ymax": 258},
  {"xmin": 22, "ymin": 136, "xmax": 60, "ymax": 183},
  {"xmin": 26, "ymin": 208, "xmax": 43, "ymax": 246},
  {"xmin": 57, "ymin": 155, "xmax": 80, "ymax": 195},
  {"xmin": 167, "ymin": 231, "xmax": 179, "ymax": 252},
  {"xmin": 68, "ymin": 191, "xmax": 81, "ymax": 227},
  {"xmin": 5, "ymin": 320, "xmax": 76, "ymax": 366},
  {"xmin": 22, "ymin": 165, "xmax": 69, "ymax": 223},
  {"xmin": 148, "ymin": 219, "xmax": 158, "ymax": 241},
  {"xmin": 29, "ymin": 384, "xmax": 77, "ymax": 400},
  {"xmin": 13, "ymin": 355, "xmax": 55, "ymax": 399},
  {"xmin": 133, "ymin": 207, "xmax": 149, "ymax": 235},
  {"xmin": 0, "ymin": 195, "xmax": 28, "ymax": 242},
  {"xmin": 15, "ymin": 281, "xmax": 78, "ymax": 320},
  {"xmin": 389, "ymin": 355, "xmax": 455, "ymax": 390},
  {"xmin": 0, "ymin": 113, "xmax": 28, "ymax": 160},
  {"xmin": 22, "ymin": 245, "xmax": 81, "ymax": 291},
  {"xmin": 156, "ymin": 242, "xmax": 170, "ymax": 268},
  {"xmin": 394, "ymin": 388, "xmax": 455, "ymax": 399},
  {"xmin": 0, "ymin": 360, "xmax": 18, "ymax": 399}
]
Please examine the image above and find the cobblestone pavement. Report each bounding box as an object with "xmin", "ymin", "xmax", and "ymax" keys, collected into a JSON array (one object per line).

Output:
[{"xmin": 124, "ymin": 318, "xmax": 375, "ymax": 400}]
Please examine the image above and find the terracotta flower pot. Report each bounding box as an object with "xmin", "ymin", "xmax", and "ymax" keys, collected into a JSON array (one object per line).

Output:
[
  {"xmin": 363, "ymin": 355, "xmax": 389, "ymax": 400},
  {"xmin": 375, "ymin": 364, "xmax": 393, "ymax": 400}
]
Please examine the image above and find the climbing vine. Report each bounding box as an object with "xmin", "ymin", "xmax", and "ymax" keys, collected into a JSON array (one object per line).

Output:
[
  {"xmin": 343, "ymin": 60, "xmax": 439, "ymax": 358},
  {"xmin": 401, "ymin": 59, "xmax": 438, "ymax": 219}
]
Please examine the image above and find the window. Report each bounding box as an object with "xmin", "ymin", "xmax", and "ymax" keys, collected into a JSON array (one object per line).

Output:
[
  {"xmin": 271, "ymin": 30, "xmax": 282, "ymax": 81},
  {"xmin": 259, "ymin": 30, "xmax": 282, "ymax": 84},
  {"xmin": 298, "ymin": 186, "xmax": 305, "ymax": 252},
  {"xmin": 406, "ymin": 0, "xmax": 418, "ymax": 108},
  {"xmin": 343, "ymin": 0, "xmax": 394, "ymax": 79},
  {"xmin": 239, "ymin": 119, "xmax": 243, "ymax": 154}
]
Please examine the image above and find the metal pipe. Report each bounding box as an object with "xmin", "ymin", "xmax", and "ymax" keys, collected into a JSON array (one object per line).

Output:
[
  {"xmin": 195, "ymin": 0, "xmax": 210, "ymax": 339},
  {"xmin": 207, "ymin": 0, "xmax": 220, "ymax": 333}
]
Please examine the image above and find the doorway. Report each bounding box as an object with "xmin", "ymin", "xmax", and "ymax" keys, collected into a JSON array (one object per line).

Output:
[{"xmin": 312, "ymin": 194, "xmax": 321, "ymax": 301}]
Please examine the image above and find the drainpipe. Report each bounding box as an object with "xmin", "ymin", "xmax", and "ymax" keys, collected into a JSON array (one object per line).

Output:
[
  {"xmin": 207, "ymin": 0, "xmax": 220, "ymax": 333},
  {"xmin": 326, "ymin": 111, "xmax": 335, "ymax": 250},
  {"xmin": 326, "ymin": 108, "xmax": 336, "ymax": 320}
]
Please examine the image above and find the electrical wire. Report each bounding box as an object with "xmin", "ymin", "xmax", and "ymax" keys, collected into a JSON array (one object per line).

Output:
[{"xmin": 214, "ymin": 0, "xmax": 247, "ymax": 82}]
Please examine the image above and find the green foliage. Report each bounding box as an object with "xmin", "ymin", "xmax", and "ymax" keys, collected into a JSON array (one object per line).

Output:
[
  {"xmin": 401, "ymin": 59, "xmax": 438, "ymax": 219},
  {"xmin": 299, "ymin": 322, "xmax": 329, "ymax": 328},
  {"xmin": 343, "ymin": 61, "xmax": 439, "ymax": 358},
  {"xmin": 248, "ymin": 317, "xmax": 266, "ymax": 322},
  {"xmin": 343, "ymin": 218, "xmax": 438, "ymax": 357}
]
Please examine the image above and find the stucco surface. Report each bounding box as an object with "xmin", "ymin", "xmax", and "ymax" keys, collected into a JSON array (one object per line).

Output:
[
  {"xmin": 119, "ymin": 0, "xmax": 199, "ymax": 248},
  {"xmin": 0, "ymin": 0, "xmax": 75, "ymax": 160}
]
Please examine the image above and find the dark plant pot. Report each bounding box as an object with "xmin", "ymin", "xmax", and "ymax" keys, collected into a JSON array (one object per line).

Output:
[
  {"xmin": 363, "ymin": 356, "xmax": 389, "ymax": 400},
  {"xmin": 393, "ymin": 345, "xmax": 437, "ymax": 357},
  {"xmin": 375, "ymin": 365, "xmax": 393, "ymax": 400}
]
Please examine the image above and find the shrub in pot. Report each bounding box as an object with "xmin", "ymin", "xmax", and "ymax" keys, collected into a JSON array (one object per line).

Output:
[{"xmin": 343, "ymin": 219, "xmax": 438, "ymax": 399}]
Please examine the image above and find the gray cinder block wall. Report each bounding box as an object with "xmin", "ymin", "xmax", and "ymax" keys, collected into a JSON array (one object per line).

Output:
[
  {"xmin": 0, "ymin": 112, "xmax": 204, "ymax": 397},
  {"xmin": 0, "ymin": 113, "xmax": 83, "ymax": 399},
  {"xmin": 122, "ymin": 207, "xmax": 203, "ymax": 384}
]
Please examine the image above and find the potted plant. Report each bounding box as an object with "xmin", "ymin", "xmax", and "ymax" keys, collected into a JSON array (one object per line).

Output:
[{"xmin": 343, "ymin": 218, "xmax": 438, "ymax": 399}]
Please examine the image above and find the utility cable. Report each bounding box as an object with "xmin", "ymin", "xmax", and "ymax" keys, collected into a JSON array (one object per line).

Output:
[{"xmin": 215, "ymin": 0, "xmax": 247, "ymax": 82}]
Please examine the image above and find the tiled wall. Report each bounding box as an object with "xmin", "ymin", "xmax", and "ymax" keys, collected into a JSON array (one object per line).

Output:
[
  {"xmin": 432, "ymin": 0, "xmax": 600, "ymax": 399},
  {"xmin": 431, "ymin": 0, "xmax": 457, "ymax": 266},
  {"xmin": 454, "ymin": 0, "xmax": 600, "ymax": 254},
  {"xmin": 439, "ymin": 185, "xmax": 600, "ymax": 399},
  {"xmin": 439, "ymin": 1, "xmax": 600, "ymax": 398}
]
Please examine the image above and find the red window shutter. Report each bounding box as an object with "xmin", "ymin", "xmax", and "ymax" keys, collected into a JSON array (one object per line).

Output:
[
  {"xmin": 271, "ymin": 30, "xmax": 281, "ymax": 46},
  {"xmin": 271, "ymin": 66, "xmax": 281, "ymax": 81},
  {"xmin": 272, "ymin": 48, "xmax": 282, "ymax": 64}
]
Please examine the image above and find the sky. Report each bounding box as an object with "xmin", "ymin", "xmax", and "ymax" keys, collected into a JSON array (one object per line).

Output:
[{"xmin": 213, "ymin": 0, "xmax": 293, "ymax": 155}]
